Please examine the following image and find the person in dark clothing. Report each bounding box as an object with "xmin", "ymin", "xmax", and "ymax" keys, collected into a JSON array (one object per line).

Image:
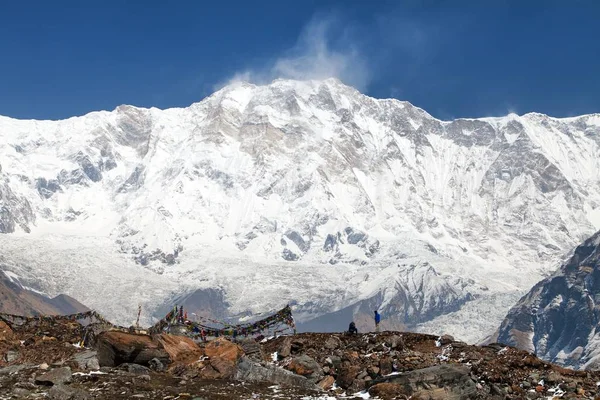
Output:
[
  {"xmin": 374, "ymin": 310, "xmax": 381, "ymax": 332},
  {"xmin": 348, "ymin": 321, "xmax": 358, "ymax": 334}
]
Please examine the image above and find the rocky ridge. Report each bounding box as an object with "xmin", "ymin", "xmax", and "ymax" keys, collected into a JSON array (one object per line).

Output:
[
  {"xmin": 2, "ymin": 316, "xmax": 600, "ymax": 399},
  {"xmin": 0, "ymin": 271, "xmax": 89, "ymax": 317},
  {"xmin": 493, "ymin": 230, "xmax": 600, "ymax": 370}
]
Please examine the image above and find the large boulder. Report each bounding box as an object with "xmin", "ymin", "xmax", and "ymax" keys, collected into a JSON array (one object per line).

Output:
[
  {"xmin": 336, "ymin": 364, "xmax": 361, "ymax": 389},
  {"xmin": 238, "ymin": 338, "xmax": 264, "ymax": 362},
  {"xmin": 47, "ymin": 384, "xmax": 91, "ymax": 400},
  {"xmin": 287, "ymin": 355, "xmax": 322, "ymax": 382},
  {"xmin": 0, "ymin": 364, "xmax": 35, "ymax": 375},
  {"xmin": 278, "ymin": 337, "xmax": 292, "ymax": 358},
  {"xmin": 386, "ymin": 334, "xmax": 405, "ymax": 350},
  {"xmin": 70, "ymin": 350, "xmax": 100, "ymax": 371},
  {"xmin": 235, "ymin": 357, "xmax": 317, "ymax": 390},
  {"xmin": 368, "ymin": 364, "xmax": 477, "ymax": 399},
  {"xmin": 206, "ymin": 357, "xmax": 237, "ymax": 379},
  {"xmin": 156, "ymin": 334, "xmax": 203, "ymax": 365},
  {"xmin": 192, "ymin": 338, "xmax": 244, "ymax": 379},
  {"xmin": 317, "ymin": 375, "xmax": 335, "ymax": 390},
  {"xmin": 96, "ymin": 331, "xmax": 169, "ymax": 367},
  {"xmin": 35, "ymin": 367, "xmax": 73, "ymax": 386},
  {"xmin": 204, "ymin": 338, "xmax": 244, "ymax": 363}
]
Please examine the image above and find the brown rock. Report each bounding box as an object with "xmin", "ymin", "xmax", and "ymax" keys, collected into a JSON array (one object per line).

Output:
[
  {"xmin": 208, "ymin": 357, "xmax": 237, "ymax": 379},
  {"xmin": 204, "ymin": 338, "xmax": 244, "ymax": 363},
  {"xmin": 387, "ymin": 335, "xmax": 405, "ymax": 350},
  {"xmin": 287, "ymin": 355, "xmax": 321, "ymax": 379},
  {"xmin": 523, "ymin": 355, "xmax": 544, "ymax": 368},
  {"xmin": 156, "ymin": 334, "xmax": 203, "ymax": 365},
  {"xmin": 439, "ymin": 334, "xmax": 454, "ymax": 345},
  {"xmin": 0, "ymin": 321, "xmax": 14, "ymax": 341},
  {"xmin": 536, "ymin": 385, "xmax": 544, "ymax": 392},
  {"xmin": 546, "ymin": 371, "xmax": 560, "ymax": 383},
  {"xmin": 198, "ymin": 364, "xmax": 222, "ymax": 380},
  {"xmin": 317, "ymin": 375, "xmax": 335, "ymax": 390},
  {"xmin": 349, "ymin": 378, "xmax": 366, "ymax": 393},
  {"xmin": 96, "ymin": 331, "xmax": 170, "ymax": 367},
  {"xmin": 324, "ymin": 336, "xmax": 341, "ymax": 350},
  {"xmin": 279, "ymin": 337, "xmax": 292, "ymax": 358},
  {"xmin": 413, "ymin": 387, "xmax": 448, "ymax": 399},
  {"xmin": 379, "ymin": 356, "xmax": 393, "ymax": 375},
  {"xmin": 237, "ymin": 338, "xmax": 263, "ymax": 362},
  {"xmin": 367, "ymin": 365, "xmax": 380, "ymax": 377},
  {"xmin": 343, "ymin": 351, "xmax": 360, "ymax": 363},
  {"xmin": 369, "ymin": 383, "xmax": 407, "ymax": 400},
  {"xmin": 336, "ymin": 365, "xmax": 361, "ymax": 389}
]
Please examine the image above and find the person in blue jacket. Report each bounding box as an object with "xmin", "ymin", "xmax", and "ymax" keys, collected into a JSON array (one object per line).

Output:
[{"xmin": 374, "ymin": 310, "xmax": 381, "ymax": 332}]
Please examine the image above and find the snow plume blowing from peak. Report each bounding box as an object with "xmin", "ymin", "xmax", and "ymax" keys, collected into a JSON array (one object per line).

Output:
[{"xmin": 217, "ymin": 15, "xmax": 370, "ymax": 91}]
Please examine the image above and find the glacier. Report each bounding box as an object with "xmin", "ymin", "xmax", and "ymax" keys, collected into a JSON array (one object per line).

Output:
[{"xmin": 0, "ymin": 78, "xmax": 599, "ymax": 342}]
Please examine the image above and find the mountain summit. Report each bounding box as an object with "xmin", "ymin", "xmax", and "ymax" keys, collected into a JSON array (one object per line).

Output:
[{"xmin": 1, "ymin": 79, "xmax": 599, "ymax": 340}]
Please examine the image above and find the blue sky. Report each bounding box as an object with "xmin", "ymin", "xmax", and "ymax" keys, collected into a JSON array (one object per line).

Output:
[{"xmin": 0, "ymin": 1, "xmax": 598, "ymax": 120}]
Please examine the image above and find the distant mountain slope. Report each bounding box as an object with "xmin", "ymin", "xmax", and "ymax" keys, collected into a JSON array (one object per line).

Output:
[
  {"xmin": 493, "ymin": 230, "xmax": 600, "ymax": 369},
  {"xmin": 0, "ymin": 270, "xmax": 88, "ymax": 316},
  {"xmin": 0, "ymin": 78, "xmax": 599, "ymax": 341}
]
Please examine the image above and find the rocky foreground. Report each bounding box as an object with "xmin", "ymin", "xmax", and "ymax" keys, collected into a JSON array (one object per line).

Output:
[{"xmin": 2, "ymin": 317, "xmax": 600, "ymax": 399}]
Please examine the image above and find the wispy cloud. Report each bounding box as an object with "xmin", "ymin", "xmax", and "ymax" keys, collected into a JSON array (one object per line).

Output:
[
  {"xmin": 271, "ymin": 16, "xmax": 370, "ymax": 90},
  {"xmin": 215, "ymin": 14, "xmax": 370, "ymax": 91}
]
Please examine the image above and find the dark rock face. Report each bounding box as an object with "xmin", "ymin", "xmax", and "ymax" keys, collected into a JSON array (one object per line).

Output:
[
  {"xmin": 76, "ymin": 154, "xmax": 102, "ymax": 182},
  {"xmin": 284, "ymin": 230, "xmax": 309, "ymax": 253},
  {"xmin": 282, "ymin": 248, "xmax": 299, "ymax": 261},
  {"xmin": 114, "ymin": 105, "xmax": 153, "ymax": 157},
  {"xmin": 58, "ymin": 168, "xmax": 88, "ymax": 186},
  {"xmin": 132, "ymin": 245, "xmax": 182, "ymax": 266},
  {"xmin": 345, "ymin": 227, "xmax": 366, "ymax": 245},
  {"xmin": 495, "ymin": 230, "xmax": 600, "ymax": 369},
  {"xmin": 0, "ymin": 179, "xmax": 35, "ymax": 233},
  {"xmin": 118, "ymin": 165, "xmax": 146, "ymax": 193},
  {"xmin": 36, "ymin": 178, "xmax": 62, "ymax": 199}
]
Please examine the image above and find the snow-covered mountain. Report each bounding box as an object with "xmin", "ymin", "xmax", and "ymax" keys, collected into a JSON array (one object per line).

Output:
[
  {"xmin": 0, "ymin": 78, "xmax": 599, "ymax": 341},
  {"xmin": 492, "ymin": 230, "xmax": 600, "ymax": 369}
]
